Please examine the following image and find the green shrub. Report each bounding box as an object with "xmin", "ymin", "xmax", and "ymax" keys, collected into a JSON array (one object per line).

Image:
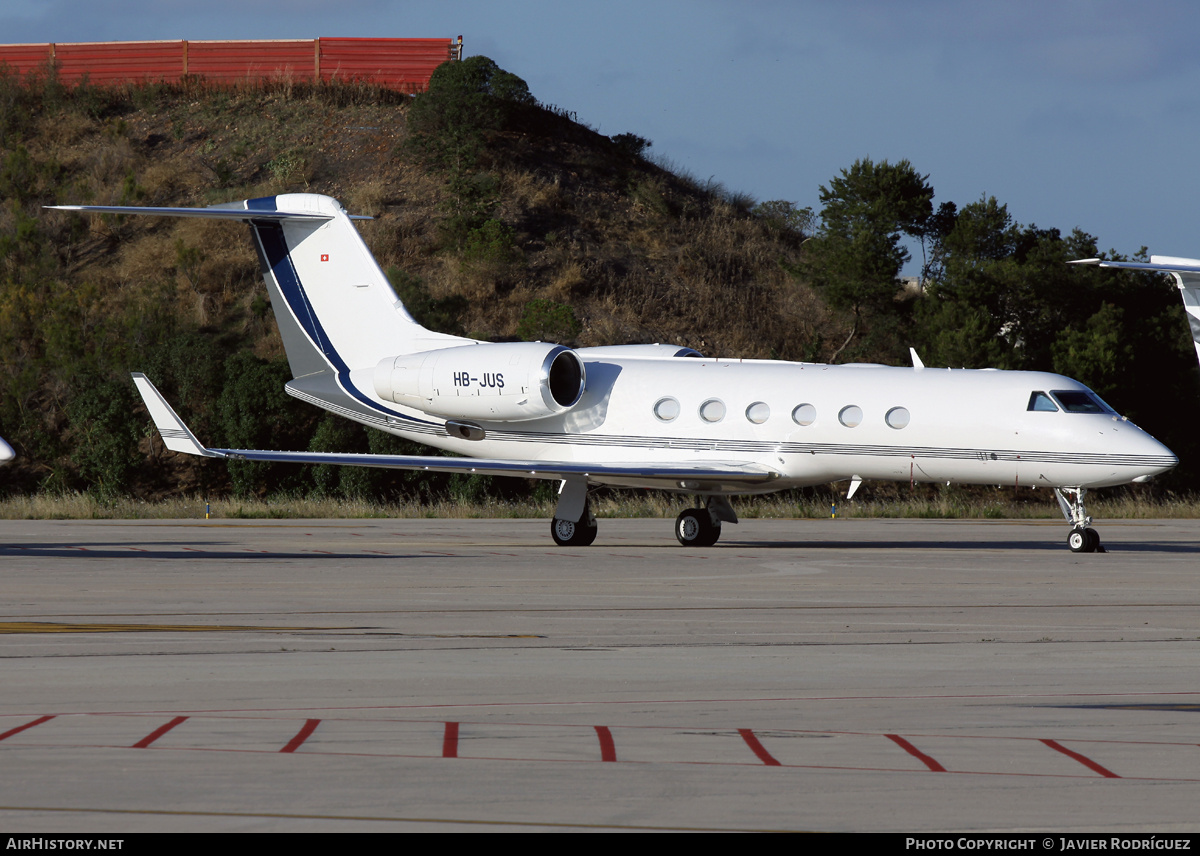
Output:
[{"xmin": 517, "ymin": 298, "xmax": 580, "ymax": 344}]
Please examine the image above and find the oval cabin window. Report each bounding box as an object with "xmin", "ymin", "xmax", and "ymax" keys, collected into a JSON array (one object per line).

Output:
[
  {"xmin": 654, "ymin": 397, "xmax": 680, "ymax": 422},
  {"xmin": 838, "ymin": 405, "xmax": 863, "ymax": 428},
  {"xmin": 792, "ymin": 403, "xmax": 816, "ymax": 426},
  {"xmin": 745, "ymin": 402, "xmax": 770, "ymax": 424},
  {"xmin": 885, "ymin": 406, "xmax": 910, "ymax": 429},
  {"xmin": 699, "ymin": 398, "xmax": 726, "ymax": 423}
]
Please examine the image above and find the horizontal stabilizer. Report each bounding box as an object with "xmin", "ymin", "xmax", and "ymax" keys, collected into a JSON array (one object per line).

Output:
[
  {"xmin": 1068, "ymin": 256, "xmax": 1200, "ymax": 275},
  {"xmin": 47, "ymin": 203, "xmax": 334, "ymax": 222}
]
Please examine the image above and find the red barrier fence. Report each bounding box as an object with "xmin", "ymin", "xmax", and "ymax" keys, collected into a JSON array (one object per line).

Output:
[{"xmin": 0, "ymin": 37, "xmax": 461, "ymax": 93}]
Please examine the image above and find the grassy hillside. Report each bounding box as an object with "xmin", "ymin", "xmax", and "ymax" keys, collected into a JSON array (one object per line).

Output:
[{"xmin": 0, "ymin": 66, "xmax": 824, "ymax": 500}]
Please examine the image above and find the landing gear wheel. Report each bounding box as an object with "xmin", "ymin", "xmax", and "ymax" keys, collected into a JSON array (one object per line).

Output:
[
  {"xmin": 1068, "ymin": 526, "xmax": 1098, "ymax": 553},
  {"xmin": 675, "ymin": 508, "xmax": 721, "ymax": 547},
  {"xmin": 1086, "ymin": 527, "xmax": 1102, "ymax": 553},
  {"xmin": 551, "ymin": 516, "xmax": 597, "ymax": 547}
]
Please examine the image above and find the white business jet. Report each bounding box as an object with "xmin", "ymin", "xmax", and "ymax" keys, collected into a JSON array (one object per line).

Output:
[{"xmin": 51, "ymin": 194, "xmax": 1178, "ymax": 552}]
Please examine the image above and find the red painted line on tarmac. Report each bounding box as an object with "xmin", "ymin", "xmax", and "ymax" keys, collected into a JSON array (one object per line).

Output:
[
  {"xmin": 0, "ymin": 715, "xmax": 55, "ymax": 741},
  {"xmin": 443, "ymin": 722, "xmax": 459, "ymax": 758},
  {"xmin": 738, "ymin": 728, "xmax": 781, "ymax": 766},
  {"xmin": 1041, "ymin": 739, "xmax": 1119, "ymax": 778},
  {"xmin": 595, "ymin": 726, "xmax": 616, "ymax": 762},
  {"xmin": 182, "ymin": 547, "xmax": 204, "ymax": 552},
  {"xmin": 132, "ymin": 715, "xmax": 188, "ymax": 748},
  {"xmin": 127, "ymin": 547, "xmax": 147, "ymax": 552},
  {"xmin": 886, "ymin": 734, "xmax": 946, "ymax": 771},
  {"xmin": 280, "ymin": 718, "xmax": 320, "ymax": 753}
]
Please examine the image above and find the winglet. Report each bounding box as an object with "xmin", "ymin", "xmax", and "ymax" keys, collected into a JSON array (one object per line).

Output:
[
  {"xmin": 130, "ymin": 373, "xmax": 221, "ymax": 458},
  {"xmin": 909, "ymin": 347, "xmax": 925, "ymax": 369}
]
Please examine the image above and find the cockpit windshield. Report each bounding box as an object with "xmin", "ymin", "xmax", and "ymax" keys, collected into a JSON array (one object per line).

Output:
[
  {"xmin": 1050, "ymin": 390, "xmax": 1116, "ymax": 414},
  {"xmin": 1028, "ymin": 389, "xmax": 1118, "ymax": 415}
]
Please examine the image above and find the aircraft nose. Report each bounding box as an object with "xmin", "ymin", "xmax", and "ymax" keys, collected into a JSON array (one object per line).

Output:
[
  {"xmin": 0, "ymin": 438, "xmax": 14, "ymax": 465},
  {"xmin": 1129, "ymin": 430, "xmax": 1177, "ymax": 482}
]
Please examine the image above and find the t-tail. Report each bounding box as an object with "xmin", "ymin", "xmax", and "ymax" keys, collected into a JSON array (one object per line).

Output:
[
  {"xmin": 49, "ymin": 193, "xmax": 472, "ymax": 419},
  {"xmin": 1071, "ymin": 255, "xmax": 1200, "ymax": 369}
]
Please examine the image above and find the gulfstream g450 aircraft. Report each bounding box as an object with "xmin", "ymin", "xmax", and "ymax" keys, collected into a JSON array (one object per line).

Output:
[{"xmin": 52, "ymin": 194, "xmax": 1179, "ymax": 552}]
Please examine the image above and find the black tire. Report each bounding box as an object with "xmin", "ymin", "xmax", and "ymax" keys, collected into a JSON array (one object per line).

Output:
[
  {"xmin": 1068, "ymin": 527, "xmax": 1094, "ymax": 553},
  {"xmin": 551, "ymin": 517, "xmax": 597, "ymax": 547},
  {"xmin": 675, "ymin": 508, "xmax": 721, "ymax": 547}
]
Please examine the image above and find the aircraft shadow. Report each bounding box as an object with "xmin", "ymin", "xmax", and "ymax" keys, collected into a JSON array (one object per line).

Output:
[
  {"xmin": 721, "ymin": 539, "xmax": 1200, "ymax": 553},
  {"xmin": 0, "ymin": 543, "xmax": 433, "ymax": 560}
]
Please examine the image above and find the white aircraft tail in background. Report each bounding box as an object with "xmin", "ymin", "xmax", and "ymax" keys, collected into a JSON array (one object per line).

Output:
[
  {"xmin": 52, "ymin": 195, "xmax": 1180, "ymax": 552},
  {"xmin": 1070, "ymin": 256, "xmax": 1200, "ymax": 367}
]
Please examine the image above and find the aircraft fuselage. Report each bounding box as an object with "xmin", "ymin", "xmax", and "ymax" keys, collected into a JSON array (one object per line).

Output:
[{"xmin": 343, "ymin": 357, "xmax": 1176, "ymax": 494}]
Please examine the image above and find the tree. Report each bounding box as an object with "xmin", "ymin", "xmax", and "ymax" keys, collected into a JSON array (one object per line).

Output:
[
  {"xmin": 804, "ymin": 159, "xmax": 933, "ymax": 360},
  {"xmin": 407, "ymin": 56, "xmax": 535, "ymax": 172},
  {"xmin": 406, "ymin": 56, "xmax": 536, "ymax": 245}
]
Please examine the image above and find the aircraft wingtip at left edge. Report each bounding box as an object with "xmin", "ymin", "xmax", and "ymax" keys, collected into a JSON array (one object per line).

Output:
[
  {"xmin": 130, "ymin": 372, "xmax": 221, "ymax": 458},
  {"xmin": 1067, "ymin": 258, "xmax": 1101, "ymax": 265}
]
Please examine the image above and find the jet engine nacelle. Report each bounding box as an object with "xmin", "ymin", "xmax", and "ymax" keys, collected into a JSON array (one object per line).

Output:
[
  {"xmin": 373, "ymin": 342, "xmax": 586, "ymax": 422},
  {"xmin": 575, "ymin": 344, "xmax": 702, "ymax": 358}
]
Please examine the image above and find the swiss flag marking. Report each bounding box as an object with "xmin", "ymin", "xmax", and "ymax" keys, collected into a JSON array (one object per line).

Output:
[{"xmin": 320, "ymin": 253, "xmax": 329, "ymax": 262}]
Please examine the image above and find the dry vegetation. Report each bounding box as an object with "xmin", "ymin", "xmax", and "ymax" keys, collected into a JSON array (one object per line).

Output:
[
  {"xmin": 2, "ymin": 486, "xmax": 1192, "ymax": 522},
  {"xmin": 21, "ymin": 76, "xmax": 831, "ymax": 354}
]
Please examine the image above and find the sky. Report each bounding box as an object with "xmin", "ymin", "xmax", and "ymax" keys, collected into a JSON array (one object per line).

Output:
[{"xmin": 5, "ymin": 0, "xmax": 1200, "ymax": 267}]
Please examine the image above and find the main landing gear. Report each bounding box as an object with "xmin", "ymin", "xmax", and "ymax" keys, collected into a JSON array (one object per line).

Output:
[
  {"xmin": 550, "ymin": 512, "xmax": 598, "ymax": 546},
  {"xmin": 675, "ymin": 508, "xmax": 721, "ymax": 547},
  {"xmin": 549, "ymin": 478, "xmax": 739, "ymax": 548},
  {"xmin": 551, "ymin": 477, "xmax": 597, "ymax": 546},
  {"xmin": 674, "ymin": 496, "xmax": 737, "ymax": 547},
  {"xmin": 1055, "ymin": 487, "xmax": 1104, "ymax": 553}
]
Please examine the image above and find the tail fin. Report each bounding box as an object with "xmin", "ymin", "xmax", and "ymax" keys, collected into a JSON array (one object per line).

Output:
[
  {"xmin": 239, "ymin": 194, "xmax": 470, "ymax": 378},
  {"xmin": 1070, "ymin": 255, "xmax": 1200, "ymax": 369},
  {"xmin": 50, "ymin": 193, "xmax": 469, "ymax": 379}
]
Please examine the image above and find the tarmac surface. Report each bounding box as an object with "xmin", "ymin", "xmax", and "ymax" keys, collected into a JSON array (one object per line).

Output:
[{"xmin": 1, "ymin": 515, "xmax": 1198, "ymax": 832}]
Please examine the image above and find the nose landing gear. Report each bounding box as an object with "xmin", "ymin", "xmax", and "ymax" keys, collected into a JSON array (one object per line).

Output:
[{"xmin": 1056, "ymin": 487, "xmax": 1104, "ymax": 553}]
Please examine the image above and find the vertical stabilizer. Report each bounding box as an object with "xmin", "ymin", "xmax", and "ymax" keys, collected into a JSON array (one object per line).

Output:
[{"xmin": 239, "ymin": 194, "xmax": 470, "ymax": 379}]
